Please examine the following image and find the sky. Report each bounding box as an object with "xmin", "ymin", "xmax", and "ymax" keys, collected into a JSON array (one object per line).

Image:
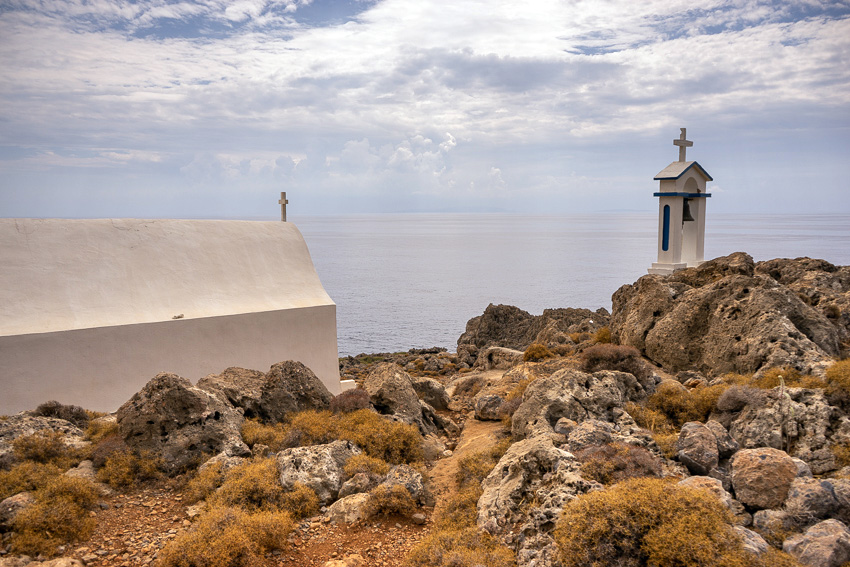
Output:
[{"xmin": 1, "ymin": 0, "xmax": 849, "ymax": 218}]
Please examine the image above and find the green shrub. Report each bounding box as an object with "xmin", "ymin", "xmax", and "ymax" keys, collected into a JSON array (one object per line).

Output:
[
  {"xmin": 11, "ymin": 431, "xmax": 77, "ymax": 468},
  {"xmin": 580, "ymin": 344, "xmax": 651, "ymax": 383},
  {"xmin": 576, "ymin": 443, "xmax": 662, "ymax": 485},
  {"xmin": 279, "ymin": 482, "xmax": 320, "ymax": 520},
  {"xmin": 594, "ymin": 326, "xmax": 612, "ymax": 344},
  {"xmin": 366, "ymin": 484, "xmax": 417, "ymax": 517},
  {"xmin": 157, "ymin": 506, "xmax": 292, "ymax": 567},
  {"xmin": 344, "ymin": 454, "xmax": 390, "ymax": 478},
  {"xmin": 405, "ymin": 527, "xmax": 516, "ymax": 567},
  {"xmin": 210, "ymin": 457, "xmax": 285, "ymax": 513},
  {"xmin": 96, "ymin": 449, "xmax": 162, "ymax": 488},
  {"xmin": 33, "ymin": 400, "xmax": 90, "ymax": 428},
  {"xmin": 0, "ymin": 461, "xmax": 63, "ymax": 500},
  {"xmin": 10, "ymin": 475, "xmax": 99, "ymax": 557},
  {"xmin": 240, "ymin": 419, "xmax": 288, "ymax": 452},
  {"xmin": 523, "ymin": 343, "xmax": 554, "ymax": 362},
  {"xmin": 554, "ymin": 477, "xmax": 750, "ymax": 567}
]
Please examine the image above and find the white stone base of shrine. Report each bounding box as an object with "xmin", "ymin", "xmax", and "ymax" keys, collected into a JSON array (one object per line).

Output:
[{"xmin": 648, "ymin": 261, "xmax": 689, "ymax": 275}]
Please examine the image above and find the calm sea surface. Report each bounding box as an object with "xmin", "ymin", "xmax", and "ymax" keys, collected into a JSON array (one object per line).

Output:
[{"xmin": 294, "ymin": 213, "xmax": 850, "ymax": 356}]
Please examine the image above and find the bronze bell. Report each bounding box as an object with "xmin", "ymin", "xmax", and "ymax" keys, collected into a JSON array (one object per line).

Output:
[{"xmin": 682, "ymin": 198, "xmax": 695, "ymax": 222}]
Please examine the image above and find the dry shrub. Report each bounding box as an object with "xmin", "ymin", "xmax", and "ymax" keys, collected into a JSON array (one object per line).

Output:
[
  {"xmin": 405, "ymin": 527, "xmax": 516, "ymax": 567},
  {"xmin": 0, "ymin": 461, "xmax": 63, "ymax": 500},
  {"xmin": 344, "ymin": 454, "xmax": 390, "ymax": 478},
  {"xmin": 184, "ymin": 462, "xmax": 226, "ymax": 504},
  {"xmin": 280, "ymin": 410, "xmax": 337, "ymax": 447},
  {"xmin": 691, "ymin": 383, "xmax": 729, "ymax": 420},
  {"xmin": 826, "ymin": 359, "xmax": 850, "ymax": 410},
  {"xmin": 523, "ymin": 343, "xmax": 554, "ymax": 362},
  {"xmin": 551, "ymin": 344, "xmax": 574, "ymax": 357},
  {"xmin": 279, "ymin": 482, "xmax": 320, "ymax": 520},
  {"xmin": 624, "ymin": 402, "xmax": 674, "ymax": 434},
  {"xmin": 329, "ymin": 388, "xmax": 372, "ymax": 413},
  {"xmin": 824, "ymin": 303, "xmax": 842, "ymax": 319},
  {"xmin": 85, "ymin": 418, "xmax": 120, "ymax": 444},
  {"xmin": 12, "ymin": 431, "xmax": 77, "ymax": 468},
  {"xmin": 716, "ymin": 385, "xmax": 765, "ymax": 412},
  {"xmin": 210, "ymin": 457, "xmax": 285, "ymax": 513},
  {"xmin": 752, "ymin": 366, "xmax": 802, "ymax": 389},
  {"xmin": 10, "ymin": 475, "xmax": 99, "ymax": 557},
  {"xmin": 157, "ymin": 506, "xmax": 292, "ymax": 567},
  {"xmin": 96, "ymin": 449, "xmax": 163, "ymax": 488},
  {"xmin": 594, "ymin": 326, "xmax": 612, "ymax": 344},
  {"xmin": 455, "ymin": 452, "xmax": 498, "ymax": 491},
  {"xmin": 433, "ymin": 487, "xmax": 481, "ymax": 530},
  {"xmin": 506, "ymin": 377, "xmax": 535, "ymax": 402},
  {"xmin": 652, "ymin": 432, "xmax": 679, "ymax": 459},
  {"xmin": 646, "ymin": 381, "xmax": 700, "ymax": 427},
  {"xmin": 240, "ymin": 419, "xmax": 288, "ymax": 452},
  {"xmin": 366, "ymin": 484, "xmax": 417, "ymax": 517},
  {"xmin": 569, "ymin": 332, "xmax": 592, "ymax": 343},
  {"xmin": 33, "ymin": 400, "xmax": 90, "ymax": 428},
  {"xmin": 580, "ymin": 344, "xmax": 651, "ymax": 383},
  {"xmin": 554, "ymin": 477, "xmax": 751, "ymax": 567},
  {"xmin": 90, "ymin": 433, "xmax": 129, "ymax": 468},
  {"xmin": 576, "ymin": 442, "xmax": 662, "ymax": 485},
  {"xmin": 832, "ymin": 442, "xmax": 850, "ymax": 469}
]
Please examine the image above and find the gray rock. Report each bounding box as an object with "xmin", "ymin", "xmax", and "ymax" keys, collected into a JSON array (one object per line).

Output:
[
  {"xmin": 338, "ymin": 472, "xmax": 380, "ymax": 499},
  {"xmin": 410, "ymin": 376, "xmax": 450, "ymax": 410},
  {"xmin": 0, "ymin": 557, "xmax": 32, "ymax": 567},
  {"xmin": 0, "ymin": 413, "xmax": 87, "ymax": 467},
  {"xmin": 705, "ymin": 419, "xmax": 739, "ymax": 459},
  {"xmin": 363, "ymin": 364, "xmax": 455, "ymax": 436},
  {"xmin": 325, "ymin": 492, "xmax": 371, "ymax": 524},
  {"xmin": 784, "ymin": 477, "xmax": 839, "ymax": 526},
  {"xmin": 512, "ymin": 368, "xmax": 646, "ymax": 440},
  {"xmin": 0, "ymin": 491, "xmax": 35, "ymax": 531},
  {"xmin": 731, "ymin": 447, "xmax": 797, "ymax": 510},
  {"xmin": 677, "ymin": 422, "xmax": 719, "ymax": 476},
  {"xmin": 378, "ymin": 465, "xmax": 430, "ymax": 506},
  {"xmin": 783, "ymin": 519, "xmax": 850, "ymax": 567},
  {"xmin": 197, "ymin": 361, "xmax": 333, "ymax": 423},
  {"xmin": 198, "ymin": 451, "xmax": 246, "ymax": 475},
  {"xmin": 566, "ymin": 419, "xmax": 613, "ymax": 452},
  {"xmin": 733, "ymin": 526, "xmax": 769, "ymax": 556},
  {"xmin": 793, "ymin": 457, "xmax": 814, "ymax": 477},
  {"xmin": 277, "ymin": 440, "xmax": 361, "ymax": 505},
  {"xmin": 753, "ymin": 509, "xmax": 796, "ymax": 541},
  {"xmin": 477, "ymin": 436, "xmax": 599, "ymax": 535},
  {"xmin": 728, "ymin": 388, "xmax": 838, "ymax": 474},
  {"xmin": 830, "ymin": 479, "xmax": 850, "ymax": 524},
  {"xmin": 611, "ymin": 252, "xmax": 845, "ymax": 377},
  {"xmin": 39, "ymin": 560, "xmax": 85, "ymax": 567},
  {"xmin": 117, "ymin": 372, "xmax": 249, "ymax": 473},
  {"xmin": 474, "ymin": 347, "xmax": 524, "ymax": 370},
  {"xmin": 474, "ymin": 394, "xmax": 506, "ymax": 421}
]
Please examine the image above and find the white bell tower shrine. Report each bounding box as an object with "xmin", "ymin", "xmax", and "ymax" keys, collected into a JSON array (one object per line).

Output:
[{"xmin": 648, "ymin": 128, "xmax": 712, "ymax": 275}]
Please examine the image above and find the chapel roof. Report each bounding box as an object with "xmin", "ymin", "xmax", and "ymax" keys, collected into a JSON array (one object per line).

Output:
[{"xmin": 654, "ymin": 160, "xmax": 713, "ymax": 181}]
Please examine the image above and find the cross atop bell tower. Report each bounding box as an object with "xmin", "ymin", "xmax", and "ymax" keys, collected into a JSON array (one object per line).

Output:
[{"xmin": 673, "ymin": 128, "xmax": 693, "ymax": 162}]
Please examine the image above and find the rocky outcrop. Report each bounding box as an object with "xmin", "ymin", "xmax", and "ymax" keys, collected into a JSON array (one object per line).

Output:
[
  {"xmin": 731, "ymin": 447, "xmax": 797, "ymax": 510},
  {"xmin": 474, "ymin": 347, "xmax": 524, "ymax": 370},
  {"xmin": 116, "ymin": 372, "xmax": 249, "ymax": 473},
  {"xmin": 277, "ymin": 440, "xmax": 361, "ymax": 505},
  {"xmin": 458, "ymin": 304, "xmax": 609, "ymax": 352},
  {"xmin": 410, "ymin": 376, "xmax": 450, "ymax": 410},
  {"xmin": 197, "ymin": 361, "xmax": 333, "ymax": 423},
  {"xmin": 511, "ymin": 368, "xmax": 647, "ymax": 440},
  {"xmin": 783, "ymin": 519, "xmax": 850, "ymax": 567},
  {"xmin": 611, "ymin": 252, "xmax": 844, "ymax": 376},
  {"xmin": 377, "ymin": 465, "xmax": 431, "ymax": 506}
]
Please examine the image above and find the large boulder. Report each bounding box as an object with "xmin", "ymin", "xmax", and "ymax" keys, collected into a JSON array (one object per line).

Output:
[
  {"xmin": 511, "ymin": 368, "xmax": 647, "ymax": 440},
  {"xmin": 676, "ymin": 422, "xmax": 719, "ymax": 476},
  {"xmin": 731, "ymin": 447, "xmax": 797, "ymax": 510},
  {"xmin": 117, "ymin": 372, "xmax": 249, "ymax": 473},
  {"xmin": 277, "ymin": 440, "xmax": 361, "ymax": 505},
  {"xmin": 363, "ymin": 363, "xmax": 455, "ymax": 435},
  {"xmin": 410, "ymin": 376, "xmax": 450, "ymax": 410},
  {"xmin": 783, "ymin": 519, "xmax": 850, "ymax": 567},
  {"xmin": 197, "ymin": 361, "xmax": 333, "ymax": 423},
  {"xmin": 611, "ymin": 252, "xmax": 843, "ymax": 376},
  {"xmin": 457, "ymin": 303, "xmax": 609, "ymax": 351},
  {"xmin": 784, "ymin": 477, "xmax": 840, "ymax": 525},
  {"xmin": 728, "ymin": 387, "xmax": 841, "ymax": 474}
]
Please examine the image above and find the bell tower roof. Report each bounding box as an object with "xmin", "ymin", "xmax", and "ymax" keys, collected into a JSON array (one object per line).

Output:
[{"xmin": 654, "ymin": 160, "xmax": 713, "ymax": 182}]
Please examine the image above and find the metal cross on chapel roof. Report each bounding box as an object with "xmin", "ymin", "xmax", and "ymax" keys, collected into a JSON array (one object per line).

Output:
[{"xmin": 674, "ymin": 128, "xmax": 693, "ymax": 162}]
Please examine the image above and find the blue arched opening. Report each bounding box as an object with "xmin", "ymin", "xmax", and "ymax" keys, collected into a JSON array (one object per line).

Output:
[{"xmin": 662, "ymin": 205, "xmax": 670, "ymax": 251}]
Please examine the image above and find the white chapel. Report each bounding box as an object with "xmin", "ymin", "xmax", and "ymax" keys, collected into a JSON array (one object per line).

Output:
[{"xmin": 648, "ymin": 128, "xmax": 713, "ymax": 275}]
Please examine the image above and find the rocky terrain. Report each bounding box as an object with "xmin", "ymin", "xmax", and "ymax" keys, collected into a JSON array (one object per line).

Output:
[{"xmin": 2, "ymin": 252, "xmax": 850, "ymax": 567}]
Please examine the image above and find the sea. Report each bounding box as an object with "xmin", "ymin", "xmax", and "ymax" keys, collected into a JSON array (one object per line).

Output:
[{"xmin": 293, "ymin": 213, "xmax": 850, "ymax": 357}]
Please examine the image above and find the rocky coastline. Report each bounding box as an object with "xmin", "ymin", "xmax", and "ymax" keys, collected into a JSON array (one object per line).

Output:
[{"xmin": 2, "ymin": 252, "xmax": 850, "ymax": 567}]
